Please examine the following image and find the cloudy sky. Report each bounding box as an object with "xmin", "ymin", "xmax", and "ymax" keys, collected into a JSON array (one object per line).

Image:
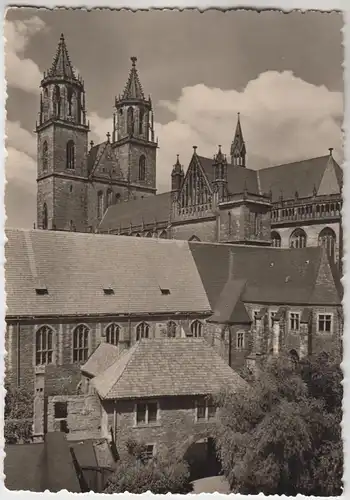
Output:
[{"xmin": 5, "ymin": 8, "xmax": 343, "ymax": 229}]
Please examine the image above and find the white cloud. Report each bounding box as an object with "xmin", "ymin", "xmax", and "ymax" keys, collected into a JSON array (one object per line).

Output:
[
  {"xmin": 155, "ymin": 71, "xmax": 343, "ymax": 192},
  {"xmin": 5, "ymin": 16, "xmax": 47, "ymax": 94},
  {"xmin": 5, "ymin": 120, "xmax": 37, "ymax": 188},
  {"xmin": 88, "ymin": 112, "xmax": 112, "ymax": 144}
]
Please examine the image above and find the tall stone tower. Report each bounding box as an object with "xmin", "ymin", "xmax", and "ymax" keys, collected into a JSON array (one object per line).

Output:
[
  {"xmin": 36, "ymin": 33, "xmax": 89, "ymax": 232},
  {"xmin": 112, "ymin": 57, "xmax": 157, "ymax": 199}
]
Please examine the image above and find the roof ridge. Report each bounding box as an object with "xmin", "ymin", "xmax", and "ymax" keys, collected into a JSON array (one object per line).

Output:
[
  {"xmin": 104, "ymin": 342, "xmax": 139, "ymax": 398},
  {"xmin": 259, "ymin": 155, "xmax": 329, "ymax": 172}
]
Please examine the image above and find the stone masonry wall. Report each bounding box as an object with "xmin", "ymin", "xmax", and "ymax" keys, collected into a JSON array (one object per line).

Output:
[{"xmin": 171, "ymin": 218, "xmax": 217, "ymax": 242}]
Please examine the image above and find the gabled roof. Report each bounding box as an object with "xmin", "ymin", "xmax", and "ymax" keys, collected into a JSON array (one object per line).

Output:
[
  {"xmin": 87, "ymin": 141, "xmax": 123, "ymax": 180},
  {"xmin": 82, "ymin": 342, "xmax": 120, "ymax": 377},
  {"xmin": 92, "ymin": 338, "xmax": 247, "ymax": 399},
  {"xmin": 99, "ymin": 192, "xmax": 171, "ymax": 232},
  {"xmin": 47, "ymin": 33, "xmax": 76, "ymax": 80},
  {"xmin": 189, "ymin": 242, "xmax": 342, "ymax": 307},
  {"xmin": 121, "ymin": 57, "xmax": 145, "ymax": 100},
  {"xmin": 258, "ymin": 155, "xmax": 342, "ymax": 201},
  {"xmin": 209, "ymin": 279, "xmax": 251, "ymax": 324},
  {"xmin": 5, "ymin": 229, "xmax": 211, "ymax": 317}
]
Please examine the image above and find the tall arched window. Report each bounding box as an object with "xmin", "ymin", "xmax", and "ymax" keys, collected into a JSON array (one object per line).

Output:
[
  {"xmin": 271, "ymin": 231, "xmax": 281, "ymax": 248},
  {"xmin": 36, "ymin": 326, "xmax": 54, "ymax": 365},
  {"xmin": 127, "ymin": 107, "xmax": 134, "ymax": 135},
  {"xmin": 190, "ymin": 320, "xmax": 203, "ymax": 338},
  {"xmin": 289, "ymin": 228, "xmax": 307, "ymax": 249},
  {"xmin": 139, "ymin": 155, "xmax": 146, "ymax": 181},
  {"xmin": 106, "ymin": 323, "xmax": 120, "ymax": 345},
  {"xmin": 53, "ymin": 85, "xmax": 60, "ymax": 116},
  {"xmin": 67, "ymin": 86, "xmax": 74, "ymax": 116},
  {"xmin": 97, "ymin": 191, "xmax": 104, "ymax": 219},
  {"xmin": 66, "ymin": 140, "xmax": 75, "ymax": 169},
  {"xmin": 42, "ymin": 203, "xmax": 48, "ymax": 230},
  {"xmin": 318, "ymin": 227, "xmax": 336, "ymax": 261},
  {"xmin": 106, "ymin": 189, "xmax": 114, "ymax": 208},
  {"xmin": 139, "ymin": 109, "xmax": 144, "ymax": 135},
  {"xmin": 167, "ymin": 321, "xmax": 177, "ymax": 338},
  {"xmin": 73, "ymin": 324, "xmax": 90, "ymax": 363},
  {"xmin": 42, "ymin": 141, "xmax": 48, "ymax": 171},
  {"xmin": 136, "ymin": 322, "xmax": 150, "ymax": 341}
]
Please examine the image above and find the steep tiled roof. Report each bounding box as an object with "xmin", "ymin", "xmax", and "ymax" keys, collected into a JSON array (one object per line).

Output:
[
  {"xmin": 5, "ymin": 229, "xmax": 210, "ymax": 317},
  {"xmin": 92, "ymin": 338, "xmax": 247, "ymax": 399},
  {"xmin": 190, "ymin": 243, "xmax": 342, "ymax": 307},
  {"xmin": 82, "ymin": 343, "xmax": 120, "ymax": 377},
  {"xmin": 47, "ymin": 33, "xmax": 76, "ymax": 80},
  {"xmin": 121, "ymin": 57, "xmax": 145, "ymax": 100},
  {"xmin": 99, "ymin": 192, "xmax": 171, "ymax": 232},
  {"xmin": 209, "ymin": 279, "xmax": 251, "ymax": 324},
  {"xmin": 258, "ymin": 156, "xmax": 342, "ymax": 201}
]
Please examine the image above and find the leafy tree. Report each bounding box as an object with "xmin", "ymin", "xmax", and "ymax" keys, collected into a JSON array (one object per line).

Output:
[
  {"xmin": 215, "ymin": 353, "xmax": 342, "ymax": 496},
  {"xmin": 4, "ymin": 384, "xmax": 33, "ymax": 444},
  {"xmin": 103, "ymin": 439, "xmax": 193, "ymax": 494}
]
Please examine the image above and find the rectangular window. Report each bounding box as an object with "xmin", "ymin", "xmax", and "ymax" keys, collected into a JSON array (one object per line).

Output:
[
  {"xmin": 141, "ymin": 444, "xmax": 154, "ymax": 463},
  {"xmin": 54, "ymin": 401, "xmax": 68, "ymax": 419},
  {"xmin": 196, "ymin": 398, "xmax": 217, "ymax": 422},
  {"xmin": 289, "ymin": 312, "xmax": 300, "ymax": 331},
  {"xmin": 135, "ymin": 402, "xmax": 158, "ymax": 426},
  {"xmin": 236, "ymin": 331, "xmax": 245, "ymax": 349},
  {"xmin": 318, "ymin": 314, "xmax": 332, "ymax": 334}
]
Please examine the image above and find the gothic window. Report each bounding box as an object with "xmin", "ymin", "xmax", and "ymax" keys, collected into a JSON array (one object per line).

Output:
[
  {"xmin": 136, "ymin": 322, "xmax": 150, "ymax": 341},
  {"xmin": 236, "ymin": 331, "xmax": 245, "ymax": 349},
  {"xmin": 66, "ymin": 140, "xmax": 75, "ymax": 169},
  {"xmin": 67, "ymin": 86, "xmax": 74, "ymax": 116},
  {"xmin": 36, "ymin": 326, "xmax": 54, "ymax": 365},
  {"xmin": 42, "ymin": 141, "xmax": 48, "ymax": 171},
  {"xmin": 254, "ymin": 213, "xmax": 262, "ymax": 236},
  {"xmin": 97, "ymin": 191, "xmax": 104, "ymax": 219},
  {"xmin": 139, "ymin": 109, "xmax": 144, "ymax": 135},
  {"xmin": 289, "ymin": 228, "xmax": 307, "ymax": 249},
  {"xmin": 167, "ymin": 321, "xmax": 177, "ymax": 338},
  {"xmin": 106, "ymin": 323, "xmax": 120, "ymax": 345},
  {"xmin": 127, "ymin": 107, "xmax": 134, "ymax": 135},
  {"xmin": 42, "ymin": 203, "xmax": 48, "ymax": 230},
  {"xmin": 139, "ymin": 155, "xmax": 146, "ymax": 181},
  {"xmin": 190, "ymin": 320, "xmax": 203, "ymax": 338},
  {"xmin": 53, "ymin": 85, "xmax": 60, "ymax": 117},
  {"xmin": 73, "ymin": 324, "xmax": 89, "ymax": 363},
  {"xmin": 318, "ymin": 227, "xmax": 336, "ymax": 261},
  {"xmin": 106, "ymin": 189, "xmax": 114, "ymax": 208},
  {"xmin": 271, "ymin": 231, "xmax": 281, "ymax": 248}
]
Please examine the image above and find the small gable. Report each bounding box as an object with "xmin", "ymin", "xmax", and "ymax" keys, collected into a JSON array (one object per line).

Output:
[
  {"xmin": 89, "ymin": 142, "xmax": 124, "ymax": 181},
  {"xmin": 317, "ymin": 156, "xmax": 342, "ymax": 196},
  {"xmin": 309, "ymin": 248, "xmax": 342, "ymax": 304}
]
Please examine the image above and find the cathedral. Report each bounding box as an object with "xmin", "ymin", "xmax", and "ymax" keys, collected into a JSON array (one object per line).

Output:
[{"xmin": 36, "ymin": 34, "xmax": 343, "ymax": 267}]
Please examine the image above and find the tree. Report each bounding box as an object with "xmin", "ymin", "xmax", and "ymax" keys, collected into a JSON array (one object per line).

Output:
[
  {"xmin": 215, "ymin": 353, "xmax": 342, "ymax": 496},
  {"xmin": 103, "ymin": 439, "xmax": 193, "ymax": 494},
  {"xmin": 4, "ymin": 384, "xmax": 33, "ymax": 444}
]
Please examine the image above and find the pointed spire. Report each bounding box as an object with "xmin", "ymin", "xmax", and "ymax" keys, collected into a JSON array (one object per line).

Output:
[
  {"xmin": 47, "ymin": 33, "xmax": 76, "ymax": 80},
  {"xmin": 231, "ymin": 112, "xmax": 247, "ymax": 167},
  {"xmin": 121, "ymin": 57, "xmax": 145, "ymax": 100},
  {"xmin": 172, "ymin": 154, "xmax": 183, "ymax": 175},
  {"xmin": 215, "ymin": 144, "xmax": 226, "ymax": 163}
]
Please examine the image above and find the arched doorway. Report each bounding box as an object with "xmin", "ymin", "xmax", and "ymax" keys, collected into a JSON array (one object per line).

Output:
[{"xmin": 183, "ymin": 436, "xmax": 221, "ymax": 481}]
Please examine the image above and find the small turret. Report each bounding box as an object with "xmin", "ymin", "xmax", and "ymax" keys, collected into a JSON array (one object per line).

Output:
[
  {"xmin": 230, "ymin": 112, "xmax": 246, "ymax": 167},
  {"xmin": 171, "ymin": 154, "xmax": 184, "ymax": 192}
]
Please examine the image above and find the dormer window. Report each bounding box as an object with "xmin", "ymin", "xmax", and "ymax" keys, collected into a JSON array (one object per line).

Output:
[
  {"xmin": 36, "ymin": 286, "xmax": 48, "ymax": 295},
  {"xmin": 160, "ymin": 288, "xmax": 170, "ymax": 296},
  {"xmin": 103, "ymin": 287, "xmax": 114, "ymax": 295}
]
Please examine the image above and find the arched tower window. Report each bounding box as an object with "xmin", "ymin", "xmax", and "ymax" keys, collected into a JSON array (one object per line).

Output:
[
  {"xmin": 190, "ymin": 320, "xmax": 203, "ymax": 338},
  {"xmin": 67, "ymin": 86, "xmax": 74, "ymax": 117},
  {"xmin": 42, "ymin": 203, "xmax": 48, "ymax": 230},
  {"xmin": 289, "ymin": 228, "xmax": 307, "ymax": 249},
  {"xmin": 106, "ymin": 189, "xmax": 114, "ymax": 208},
  {"xmin": 42, "ymin": 141, "xmax": 48, "ymax": 171},
  {"xmin": 106, "ymin": 323, "xmax": 120, "ymax": 345},
  {"xmin": 127, "ymin": 107, "xmax": 134, "ymax": 135},
  {"xmin": 53, "ymin": 85, "xmax": 60, "ymax": 117},
  {"xmin": 139, "ymin": 109, "xmax": 144, "ymax": 135},
  {"xmin": 97, "ymin": 191, "xmax": 104, "ymax": 219},
  {"xmin": 66, "ymin": 140, "xmax": 75, "ymax": 169},
  {"xmin": 271, "ymin": 231, "xmax": 281, "ymax": 248},
  {"xmin": 73, "ymin": 324, "xmax": 89, "ymax": 363},
  {"xmin": 139, "ymin": 155, "xmax": 146, "ymax": 181},
  {"xmin": 318, "ymin": 227, "xmax": 336, "ymax": 261},
  {"xmin": 136, "ymin": 322, "xmax": 150, "ymax": 341},
  {"xmin": 36, "ymin": 326, "xmax": 54, "ymax": 365}
]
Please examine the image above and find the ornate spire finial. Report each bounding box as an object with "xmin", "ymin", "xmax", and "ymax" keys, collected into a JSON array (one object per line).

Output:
[
  {"xmin": 106, "ymin": 131, "xmax": 111, "ymax": 142},
  {"xmin": 131, "ymin": 56, "xmax": 137, "ymax": 67},
  {"xmin": 193, "ymin": 145, "xmax": 197, "ymax": 154},
  {"xmin": 46, "ymin": 32, "xmax": 77, "ymax": 81},
  {"xmin": 121, "ymin": 57, "xmax": 145, "ymax": 100},
  {"xmin": 329, "ymin": 147, "xmax": 334, "ymax": 157}
]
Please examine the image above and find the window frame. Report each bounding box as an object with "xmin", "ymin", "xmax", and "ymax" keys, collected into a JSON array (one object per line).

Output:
[
  {"xmin": 134, "ymin": 401, "xmax": 159, "ymax": 427},
  {"xmin": 167, "ymin": 321, "xmax": 177, "ymax": 338},
  {"xmin": 317, "ymin": 312, "xmax": 333, "ymax": 335},
  {"xmin": 195, "ymin": 398, "xmax": 217, "ymax": 423},
  {"xmin": 35, "ymin": 325, "xmax": 55, "ymax": 366},
  {"xmin": 236, "ymin": 330, "xmax": 245, "ymax": 349},
  {"xmin": 189, "ymin": 320, "xmax": 203, "ymax": 338},
  {"xmin": 66, "ymin": 140, "xmax": 75, "ymax": 170},
  {"xmin": 72, "ymin": 324, "xmax": 90, "ymax": 363},
  {"xmin": 105, "ymin": 323, "xmax": 120, "ymax": 345},
  {"xmin": 136, "ymin": 322, "xmax": 150, "ymax": 341},
  {"xmin": 289, "ymin": 311, "xmax": 301, "ymax": 332}
]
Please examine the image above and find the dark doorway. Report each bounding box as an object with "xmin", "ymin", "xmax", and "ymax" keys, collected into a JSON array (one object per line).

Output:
[{"xmin": 184, "ymin": 437, "xmax": 221, "ymax": 481}]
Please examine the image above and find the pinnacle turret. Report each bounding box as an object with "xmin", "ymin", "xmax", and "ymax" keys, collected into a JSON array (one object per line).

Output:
[{"xmin": 231, "ymin": 113, "xmax": 246, "ymax": 167}]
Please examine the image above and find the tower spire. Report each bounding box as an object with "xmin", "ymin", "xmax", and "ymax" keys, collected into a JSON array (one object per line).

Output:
[
  {"xmin": 231, "ymin": 112, "xmax": 246, "ymax": 167},
  {"xmin": 47, "ymin": 33, "xmax": 76, "ymax": 80},
  {"xmin": 120, "ymin": 56, "xmax": 145, "ymax": 101}
]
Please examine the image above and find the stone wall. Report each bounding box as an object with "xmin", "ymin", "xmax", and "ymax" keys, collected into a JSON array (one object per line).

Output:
[{"xmin": 171, "ymin": 218, "xmax": 217, "ymax": 242}]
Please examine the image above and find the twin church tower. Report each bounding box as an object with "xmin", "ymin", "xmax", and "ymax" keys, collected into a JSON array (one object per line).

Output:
[{"xmin": 36, "ymin": 34, "xmax": 157, "ymax": 232}]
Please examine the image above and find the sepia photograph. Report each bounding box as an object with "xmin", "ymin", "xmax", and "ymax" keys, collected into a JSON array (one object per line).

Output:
[{"xmin": 3, "ymin": 7, "xmax": 344, "ymax": 495}]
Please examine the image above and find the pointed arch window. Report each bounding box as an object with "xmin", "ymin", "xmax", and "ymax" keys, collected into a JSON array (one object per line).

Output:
[
  {"xmin": 73, "ymin": 324, "xmax": 90, "ymax": 363},
  {"xmin": 318, "ymin": 227, "xmax": 336, "ymax": 261},
  {"xmin": 66, "ymin": 140, "xmax": 75, "ymax": 169},
  {"xmin": 106, "ymin": 323, "xmax": 120, "ymax": 346},
  {"xmin": 67, "ymin": 86, "xmax": 74, "ymax": 117},
  {"xmin": 271, "ymin": 231, "xmax": 281, "ymax": 248},
  {"xmin": 167, "ymin": 321, "xmax": 177, "ymax": 338},
  {"xmin": 136, "ymin": 322, "xmax": 150, "ymax": 341},
  {"xmin": 42, "ymin": 203, "xmax": 48, "ymax": 230},
  {"xmin": 139, "ymin": 155, "xmax": 146, "ymax": 181},
  {"xmin": 190, "ymin": 320, "xmax": 203, "ymax": 338},
  {"xmin": 289, "ymin": 228, "xmax": 307, "ymax": 249},
  {"xmin": 97, "ymin": 191, "xmax": 104, "ymax": 219},
  {"xmin": 127, "ymin": 107, "xmax": 134, "ymax": 135},
  {"xmin": 36, "ymin": 326, "xmax": 54, "ymax": 365},
  {"xmin": 139, "ymin": 109, "xmax": 144, "ymax": 135},
  {"xmin": 106, "ymin": 189, "xmax": 114, "ymax": 208},
  {"xmin": 53, "ymin": 85, "xmax": 60, "ymax": 117},
  {"xmin": 42, "ymin": 141, "xmax": 48, "ymax": 171}
]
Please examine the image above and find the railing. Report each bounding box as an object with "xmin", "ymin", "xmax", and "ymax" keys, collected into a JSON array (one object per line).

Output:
[
  {"xmin": 177, "ymin": 202, "xmax": 213, "ymax": 217},
  {"xmin": 271, "ymin": 196, "xmax": 342, "ymax": 224}
]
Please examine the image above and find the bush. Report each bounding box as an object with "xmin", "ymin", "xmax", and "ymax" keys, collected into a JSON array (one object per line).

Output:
[
  {"xmin": 5, "ymin": 385, "xmax": 34, "ymax": 444},
  {"xmin": 5, "ymin": 418, "xmax": 33, "ymax": 444},
  {"xmin": 103, "ymin": 440, "xmax": 193, "ymax": 494}
]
